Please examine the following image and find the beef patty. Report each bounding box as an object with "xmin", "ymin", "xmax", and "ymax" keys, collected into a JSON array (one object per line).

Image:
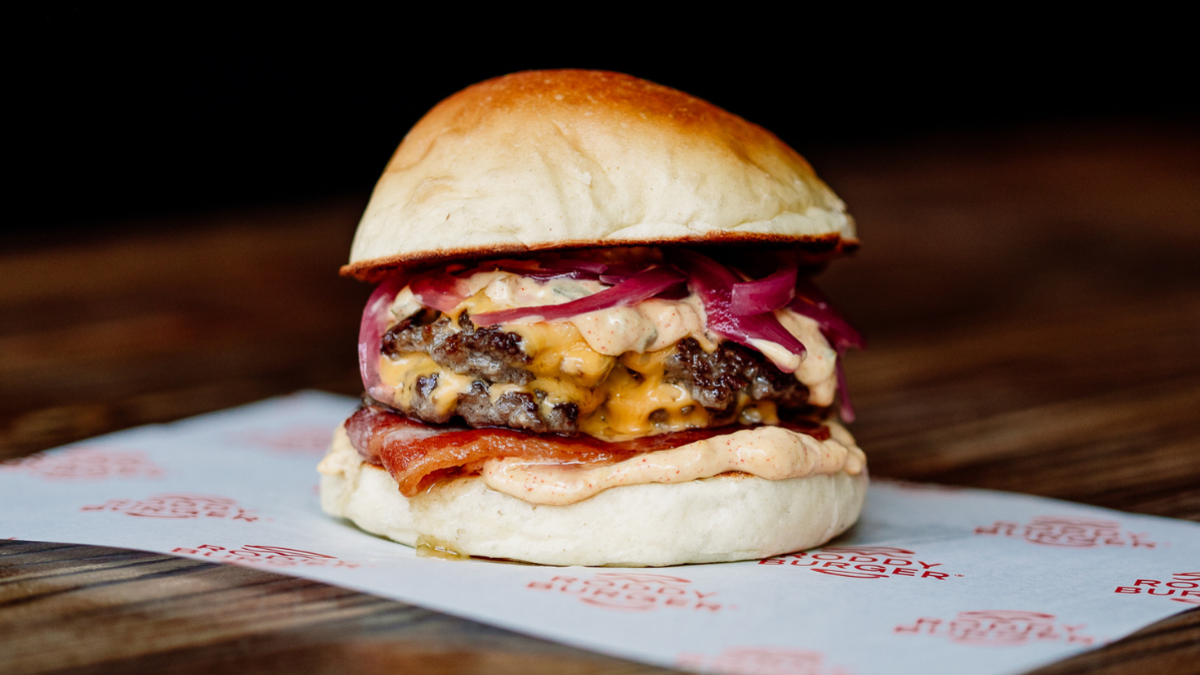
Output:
[{"xmin": 380, "ymin": 310, "xmax": 812, "ymax": 435}]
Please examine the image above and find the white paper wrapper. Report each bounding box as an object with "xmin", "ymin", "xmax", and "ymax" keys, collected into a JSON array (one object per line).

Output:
[{"xmin": 1, "ymin": 391, "xmax": 1196, "ymax": 675}]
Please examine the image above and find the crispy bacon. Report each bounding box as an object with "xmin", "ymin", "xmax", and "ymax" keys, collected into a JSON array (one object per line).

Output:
[{"xmin": 345, "ymin": 405, "xmax": 830, "ymax": 497}]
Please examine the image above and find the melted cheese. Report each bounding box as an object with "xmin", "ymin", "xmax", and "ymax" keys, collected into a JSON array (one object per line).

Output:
[
  {"xmin": 505, "ymin": 320, "xmax": 615, "ymax": 387},
  {"xmin": 481, "ymin": 421, "xmax": 865, "ymax": 505},
  {"xmin": 377, "ymin": 270, "xmax": 840, "ymax": 439},
  {"xmin": 377, "ymin": 339, "xmax": 702, "ymax": 440},
  {"xmin": 379, "ymin": 353, "xmax": 476, "ymax": 419}
]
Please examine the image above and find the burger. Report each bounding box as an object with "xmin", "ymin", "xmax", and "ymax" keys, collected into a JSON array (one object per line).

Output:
[{"xmin": 318, "ymin": 70, "xmax": 867, "ymax": 566}]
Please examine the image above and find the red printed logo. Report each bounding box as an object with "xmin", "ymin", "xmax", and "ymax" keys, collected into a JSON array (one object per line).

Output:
[
  {"xmin": 1113, "ymin": 572, "xmax": 1200, "ymax": 605},
  {"xmin": 172, "ymin": 544, "xmax": 361, "ymax": 568},
  {"xmin": 527, "ymin": 572, "xmax": 729, "ymax": 613},
  {"xmin": 758, "ymin": 546, "xmax": 959, "ymax": 580},
  {"xmin": 82, "ymin": 493, "xmax": 259, "ymax": 522},
  {"xmin": 676, "ymin": 647, "xmax": 853, "ymax": 675},
  {"xmin": 231, "ymin": 427, "xmax": 333, "ymax": 455},
  {"xmin": 895, "ymin": 610, "xmax": 1095, "ymax": 646},
  {"xmin": 0, "ymin": 448, "xmax": 164, "ymax": 481},
  {"xmin": 975, "ymin": 515, "xmax": 1157, "ymax": 548}
]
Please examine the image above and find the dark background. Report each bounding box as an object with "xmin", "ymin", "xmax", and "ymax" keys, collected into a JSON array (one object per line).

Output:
[{"xmin": 8, "ymin": 10, "xmax": 1196, "ymax": 238}]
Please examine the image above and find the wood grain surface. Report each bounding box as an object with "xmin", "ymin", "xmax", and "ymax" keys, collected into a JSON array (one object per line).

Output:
[{"xmin": 2, "ymin": 122, "xmax": 1198, "ymax": 674}]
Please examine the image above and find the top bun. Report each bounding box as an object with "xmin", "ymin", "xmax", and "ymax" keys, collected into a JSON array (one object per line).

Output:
[{"xmin": 343, "ymin": 70, "xmax": 857, "ymax": 281}]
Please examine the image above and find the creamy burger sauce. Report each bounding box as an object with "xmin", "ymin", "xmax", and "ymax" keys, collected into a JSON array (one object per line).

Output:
[
  {"xmin": 379, "ymin": 269, "xmax": 840, "ymax": 439},
  {"xmin": 428, "ymin": 270, "xmax": 838, "ymax": 396},
  {"xmin": 480, "ymin": 421, "xmax": 865, "ymax": 506},
  {"xmin": 318, "ymin": 420, "xmax": 865, "ymax": 507},
  {"xmin": 392, "ymin": 270, "xmax": 722, "ymax": 356}
]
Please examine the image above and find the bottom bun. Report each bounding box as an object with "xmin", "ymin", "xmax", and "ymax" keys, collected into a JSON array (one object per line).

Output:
[{"xmin": 319, "ymin": 425, "xmax": 867, "ymax": 567}]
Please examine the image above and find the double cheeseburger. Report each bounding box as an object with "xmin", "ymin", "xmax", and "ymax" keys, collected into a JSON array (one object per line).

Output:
[{"xmin": 319, "ymin": 70, "xmax": 867, "ymax": 566}]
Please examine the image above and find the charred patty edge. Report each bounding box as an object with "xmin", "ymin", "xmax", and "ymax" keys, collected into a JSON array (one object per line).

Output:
[{"xmin": 378, "ymin": 313, "xmax": 817, "ymax": 435}]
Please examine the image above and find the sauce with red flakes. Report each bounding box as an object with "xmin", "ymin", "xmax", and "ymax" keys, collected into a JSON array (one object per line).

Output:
[{"xmin": 345, "ymin": 405, "xmax": 829, "ymax": 496}]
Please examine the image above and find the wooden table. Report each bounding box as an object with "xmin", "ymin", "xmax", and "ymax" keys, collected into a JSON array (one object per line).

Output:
[{"xmin": 3, "ymin": 122, "xmax": 1198, "ymax": 674}]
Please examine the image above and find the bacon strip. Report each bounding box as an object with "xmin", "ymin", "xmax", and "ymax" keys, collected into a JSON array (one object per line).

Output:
[{"xmin": 346, "ymin": 406, "xmax": 831, "ymax": 497}]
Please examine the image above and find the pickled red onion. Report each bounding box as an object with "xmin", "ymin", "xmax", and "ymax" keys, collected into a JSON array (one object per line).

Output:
[
  {"xmin": 835, "ymin": 357, "xmax": 856, "ymax": 423},
  {"xmin": 668, "ymin": 249, "xmax": 806, "ymax": 370},
  {"xmin": 471, "ymin": 266, "xmax": 685, "ymax": 326},
  {"xmin": 358, "ymin": 273, "xmax": 410, "ymax": 401},
  {"xmin": 730, "ymin": 265, "xmax": 797, "ymax": 315},
  {"xmin": 788, "ymin": 276, "xmax": 863, "ymax": 421},
  {"xmin": 410, "ymin": 270, "xmax": 471, "ymax": 313},
  {"xmin": 788, "ymin": 277, "xmax": 865, "ymax": 351},
  {"xmin": 599, "ymin": 262, "xmax": 653, "ymax": 285},
  {"xmin": 454, "ymin": 258, "xmax": 608, "ymax": 282}
]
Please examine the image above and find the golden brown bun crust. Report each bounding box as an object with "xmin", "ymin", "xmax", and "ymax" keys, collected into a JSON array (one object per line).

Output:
[{"xmin": 344, "ymin": 70, "xmax": 857, "ymax": 281}]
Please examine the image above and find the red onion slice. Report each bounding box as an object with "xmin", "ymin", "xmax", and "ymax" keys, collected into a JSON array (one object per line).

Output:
[
  {"xmin": 788, "ymin": 277, "xmax": 864, "ymax": 421},
  {"xmin": 730, "ymin": 265, "xmax": 797, "ymax": 315},
  {"xmin": 668, "ymin": 249, "xmax": 806, "ymax": 369},
  {"xmin": 452, "ymin": 258, "xmax": 605, "ymax": 282},
  {"xmin": 471, "ymin": 266, "xmax": 686, "ymax": 326},
  {"xmin": 835, "ymin": 356, "xmax": 856, "ymax": 423},
  {"xmin": 787, "ymin": 278, "xmax": 865, "ymax": 351},
  {"xmin": 358, "ymin": 273, "xmax": 410, "ymax": 401},
  {"xmin": 598, "ymin": 262, "xmax": 653, "ymax": 285},
  {"xmin": 410, "ymin": 269, "xmax": 471, "ymax": 313}
]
